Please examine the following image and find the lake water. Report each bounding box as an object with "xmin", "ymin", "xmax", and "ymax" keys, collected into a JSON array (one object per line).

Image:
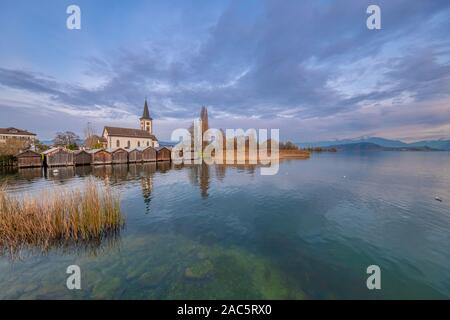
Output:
[{"xmin": 0, "ymin": 151, "xmax": 449, "ymax": 299}]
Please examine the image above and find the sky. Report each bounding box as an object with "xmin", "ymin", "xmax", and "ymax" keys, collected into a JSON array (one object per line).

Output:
[{"xmin": 0, "ymin": 0, "xmax": 449, "ymax": 142}]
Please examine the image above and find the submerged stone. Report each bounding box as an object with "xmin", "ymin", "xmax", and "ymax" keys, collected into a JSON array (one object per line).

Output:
[
  {"xmin": 184, "ymin": 260, "xmax": 214, "ymax": 279},
  {"xmin": 92, "ymin": 277, "xmax": 122, "ymax": 299},
  {"xmin": 138, "ymin": 265, "xmax": 171, "ymax": 287}
]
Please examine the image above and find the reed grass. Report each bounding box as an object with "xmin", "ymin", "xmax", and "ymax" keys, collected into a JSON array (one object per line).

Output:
[{"xmin": 0, "ymin": 179, "xmax": 124, "ymax": 256}]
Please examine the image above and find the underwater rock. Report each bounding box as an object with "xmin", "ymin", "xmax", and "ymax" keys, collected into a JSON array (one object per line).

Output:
[
  {"xmin": 23, "ymin": 283, "xmax": 39, "ymax": 293},
  {"xmin": 197, "ymin": 251, "xmax": 207, "ymax": 260},
  {"xmin": 138, "ymin": 265, "xmax": 170, "ymax": 287},
  {"xmin": 92, "ymin": 277, "xmax": 122, "ymax": 299},
  {"xmin": 184, "ymin": 260, "xmax": 214, "ymax": 280}
]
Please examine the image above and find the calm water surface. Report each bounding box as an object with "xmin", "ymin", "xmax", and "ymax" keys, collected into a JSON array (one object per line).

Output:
[{"xmin": 0, "ymin": 152, "xmax": 449, "ymax": 299}]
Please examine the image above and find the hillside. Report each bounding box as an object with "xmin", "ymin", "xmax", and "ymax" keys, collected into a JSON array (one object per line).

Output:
[
  {"xmin": 299, "ymin": 137, "xmax": 450, "ymax": 150},
  {"xmin": 328, "ymin": 142, "xmax": 441, "ymax": 152}
]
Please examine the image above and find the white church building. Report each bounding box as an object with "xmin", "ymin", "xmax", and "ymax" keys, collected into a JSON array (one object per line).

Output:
[{"xmin": 102, "ymin": 99, "xmax": 159, "ymax": 149}]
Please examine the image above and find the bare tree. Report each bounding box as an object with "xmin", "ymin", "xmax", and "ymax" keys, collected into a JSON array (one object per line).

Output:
[
  {"xmin": 200, "ymin": 106, "xmax": 209, "ymax": 136},
  {"xmin": 84, "ymin": 122, "xmax": 96, "ymax": 139},
  {"xmin": 53, "ymin": 131, "xmax": 80, "ymax": 148},
  {"xmin": 0, "ymin": 138, "xmax": 29, "ymax": 156},
  {"xmin": 83, "ymin": 122, "xmax": 100, "ymax": 148}
]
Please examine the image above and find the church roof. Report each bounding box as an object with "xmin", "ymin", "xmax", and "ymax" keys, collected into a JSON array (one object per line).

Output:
[
  {"xmin": 103, "ymin": 126, "xmax": 158, "ymax": 140},
  {"xmin": 140, "ymin": 99, "xmax": 152, "ymax": 120}
]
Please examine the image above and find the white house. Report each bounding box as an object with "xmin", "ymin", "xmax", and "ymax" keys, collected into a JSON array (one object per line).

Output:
[{"xmin": 0, "ymin": 127, "xmax": 36, "ymax": 144}]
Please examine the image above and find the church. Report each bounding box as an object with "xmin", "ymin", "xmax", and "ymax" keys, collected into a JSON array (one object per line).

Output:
[{"xmin": 102, "ymin": 99, "xmax": 159, "ymax": 149}]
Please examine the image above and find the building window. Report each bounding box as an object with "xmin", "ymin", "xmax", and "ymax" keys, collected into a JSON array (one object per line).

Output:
[
  {"xmin": 116, "ymin": 140, "xmax": 120, "ymax": 147},
  {"xmin": 147, "ymin": 141, "xmax": 149, "ymax": 146},
  {"xmin": 138, "ymin": 141, "xmax": 141, "ymax": 147},
  {"xmin": 127, "ymin": 141, "xmax": 131, "ymax": 149}
]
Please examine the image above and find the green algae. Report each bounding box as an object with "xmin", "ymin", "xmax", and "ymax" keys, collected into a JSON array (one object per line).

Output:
[
  {"xmin": 184, "ymin": 260, "xmax": 214, "ymax": 279},
  {"xmin": 167, "ymin": 245, "xmax": 306, "ymax": 300},
  {"xmin": 0, "ymin": 232, "xmax": 306, "ymax": 299},
  {"xmin": 92, "ymin": 277, "xmax": 122, "ymax": 299}
]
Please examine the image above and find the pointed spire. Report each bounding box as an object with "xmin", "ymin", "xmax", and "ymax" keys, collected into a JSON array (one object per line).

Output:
[
  {"xmin": 141, "ymin": 98, "xmax": 152, "ymax": 120},
  {"xmin": 200, "ymin": 106, "xmax": 209, "ymax": 135}
]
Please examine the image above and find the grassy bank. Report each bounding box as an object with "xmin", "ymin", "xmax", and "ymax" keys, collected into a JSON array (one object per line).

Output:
[{"xmin": 0, "ymin": 179, "xmax": 124, "ymax": 256}]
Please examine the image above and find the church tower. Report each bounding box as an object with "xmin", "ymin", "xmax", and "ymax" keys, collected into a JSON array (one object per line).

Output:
[{"xmin": 140, "ymin": 99, "xmax": 153, "ymax": 133}]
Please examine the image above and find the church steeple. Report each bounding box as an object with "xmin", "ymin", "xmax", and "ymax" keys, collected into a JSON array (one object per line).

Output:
[
  {"xmin": 141, "ymin": 98, "xmax": 152, "ymax": 120},
  {"xmin": 140, "ymin": 99, "xmax": 153, "ymax": 133}
]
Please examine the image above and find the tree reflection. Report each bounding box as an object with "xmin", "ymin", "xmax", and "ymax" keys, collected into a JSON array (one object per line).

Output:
[
  {"xmin": 15, "ymin": 162, "xmax": 259, "ymax": 205},
  {"xmin": 141, "ymin": 163, "xmax": 156, "ymax": 214}
]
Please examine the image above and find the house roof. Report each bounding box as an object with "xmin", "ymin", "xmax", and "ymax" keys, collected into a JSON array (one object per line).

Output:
[
  {"xmin": 0, "ymin": 127, "xmax": 36, "ymax": 136},
  {"xmin": 103, "ymin": 126, "xmax": 157, "ymax": 140}
]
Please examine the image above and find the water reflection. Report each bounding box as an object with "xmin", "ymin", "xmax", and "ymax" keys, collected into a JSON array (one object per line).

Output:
[
  {"xmin": 74, "ymin": 165, "xmax": 93, "ymax": 176},
  {"xmin": 157, "ymin": 161, "xmax": 171, "ymax": 173},
  {"xmin": 4, "ymin": 230, "xmax": 123, "ymax": 261},
  {"xmin": 140, "ymin": 163, "xmax": 156, "ymax": 214},
  {"xmin": 215, "ymin": 164, "xmax": 226, "ymax": 181},
  {"xmin": 1, "ymin": 152, "xmax": 450, "ymax": 299},
  {"xmin": 2, "ymin": 163, "xmax": 258, "ymax": 258},
  {"xmin": 18, "ymin": 167, "xmax": 43, "ymax": 181},
  {"xmin": 12, "ymin": 162, "xmax": 258, "ymax": 200},
  {"xmin": 188, "ymin": 163, "xmax": 210, "ymax": 198},
  {"xmin": 92, "ymin": 165, "xmax": 113, "ymax": 180}
]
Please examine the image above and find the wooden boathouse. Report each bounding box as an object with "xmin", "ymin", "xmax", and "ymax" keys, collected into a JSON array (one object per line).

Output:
[
  {"xmin": 128, "ymin": 148, "xmax": 143, "ymax": 163},
  {"xmin": 156, "ymin": 146, "xmax": 171, "ymax": 162},
  {"xmin": 88, "ymin": 149, "xmax": 112, "ymax": 165},
  {"xmin": 109, "ymin": 148, "xmax": 128, "ymax": 164},
  {"xmin": 42, "ymin": 147, "xmax": 74, "ymax": 167},
  {"xmin": 141, "ymin": 146, "xmax": 157, "ymax": 162},
  {"xmin": 16, "ymin": 150, "xmax": 42, "ymax": 168},
  {"xmin": 73, "ymin": 150, "xmax": 92, "ymax": 166}
]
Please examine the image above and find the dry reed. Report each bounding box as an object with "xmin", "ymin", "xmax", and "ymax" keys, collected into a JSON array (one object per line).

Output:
[{"xmin": 0, "ymin": 179, "xmax": 124, "ymax": 256}]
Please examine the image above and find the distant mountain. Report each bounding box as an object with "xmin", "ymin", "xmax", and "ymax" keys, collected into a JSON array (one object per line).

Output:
[
  {"xmin": 360, "ymin": 137, "xmax": 408, "ymax": 148},
  {"xmin": 298, "ymin": 137, "xmax": 406, "ymax": 148},
  {"xmin": 328, "ymin": 142, "xmax": 441, "ymax": 152},
  {"xmin": 298, "ymin": 137, "xmax": 450, "ymax": 150},
  {"xmin": 39, "ymin": 140, "xmax": 54, "ymax": 146},
  {"xmin": 328, "ymin": 142, "xmax": 385, "ymax": 151},
  {"xmin": 408, "ymin": 139, "xmax": 450, "ymax": 150}
]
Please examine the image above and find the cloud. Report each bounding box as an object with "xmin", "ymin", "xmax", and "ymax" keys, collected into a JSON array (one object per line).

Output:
[{"xmin": 0, "ymin": 0, "xmax": 450, "ymax": 141}]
